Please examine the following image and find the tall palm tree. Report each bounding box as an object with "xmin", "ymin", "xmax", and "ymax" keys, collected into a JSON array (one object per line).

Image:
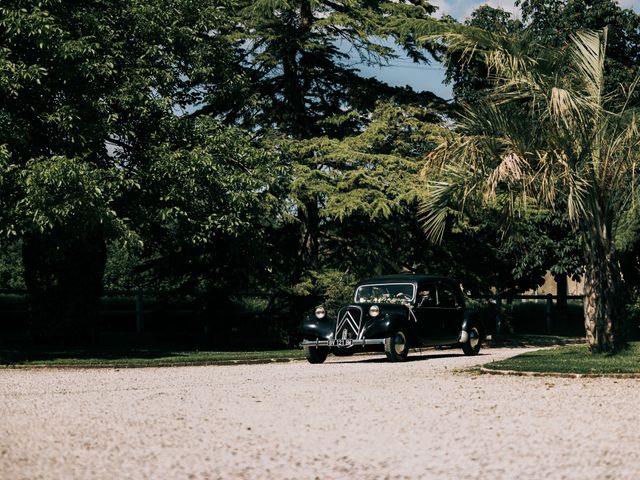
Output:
[{"xmin": 420, "ymin": 27, "xmax": 640, "ymax": 353}]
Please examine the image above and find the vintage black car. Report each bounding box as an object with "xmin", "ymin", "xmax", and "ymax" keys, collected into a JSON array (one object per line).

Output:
[{"xmin": 300, "ymin": 274, "xmax": 484, "ymax": 363}]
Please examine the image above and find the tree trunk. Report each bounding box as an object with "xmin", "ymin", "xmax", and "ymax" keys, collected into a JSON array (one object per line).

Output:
[
  {"xmin": 22, "ymin": 231, "xmax": 107, "ymax": 346},
  {"xmin": 583, "ymin": 239, "xmax": 626, "ymax": 353},
  {"xmin": 292, "ymin": 196, "xmax": 320, "ymax": 283}
]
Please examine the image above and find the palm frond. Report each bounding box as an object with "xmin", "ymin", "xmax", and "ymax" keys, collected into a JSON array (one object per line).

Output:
[
  {"xmin": 419, "ymin": 181, "xmax": 454, "ymax": 243},
  {"xmin": 484, "ymin": 152, "xmax": 529, "ymax": 202},
  {"xmin": 420, "ymin": 22, "xmax": 640, "ymax": 249},
  {"xmin": 569, "ymin": 29, "xmax": 606, "ymax": 103}
]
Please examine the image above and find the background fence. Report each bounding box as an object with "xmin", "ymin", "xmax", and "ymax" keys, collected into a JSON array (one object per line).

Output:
[
  {"xmin": 0, "ymin": 289, "xmax": 590, "ymax": 343},
  {"xmin": 475, "ymin": 293, "xmax": 585, "ymax": 337},
  {"xmin": 0, "ymin": 289, "xmax": 297, "ymax": 347}
]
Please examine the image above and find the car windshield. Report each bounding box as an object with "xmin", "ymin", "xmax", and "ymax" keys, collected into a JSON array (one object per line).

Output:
[{"xmin": 354, "ymin": 283, "xmax": 415, "ymax": 305}]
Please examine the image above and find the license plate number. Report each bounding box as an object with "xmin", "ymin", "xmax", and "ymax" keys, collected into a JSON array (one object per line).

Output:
[{"xmin": 329, "ymin": 338, "xmax": 353, "ymax": 347}]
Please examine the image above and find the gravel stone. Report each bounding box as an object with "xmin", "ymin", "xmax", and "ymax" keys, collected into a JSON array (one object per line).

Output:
[{"xmin": 1, "ymin": 347, "xmax": 639, "ymax": 479}]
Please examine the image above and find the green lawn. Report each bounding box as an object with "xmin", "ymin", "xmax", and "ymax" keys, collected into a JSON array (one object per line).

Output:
[
  {"xmin": 485, "ymin": 334, "xmax": 583, "ymax": 348},
  {"xmin": 0, "ymin": 347, "xmax": 304, "ymax": 368},
  {"xmin": 485, "ymin": 342, "xmax": 640, "ymax": 375}
]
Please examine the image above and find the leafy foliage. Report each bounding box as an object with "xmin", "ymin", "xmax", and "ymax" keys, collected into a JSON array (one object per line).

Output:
[
  {"xmin": 0, "ymin": 0, "xmax": 261, "ymax": 343},
  {"xmin": 217, "ymin": 1, "xmax": 452, "ymax": 316},
  {"xmin": 2, "ymin": 0, "xmax": 625, "ymax": 349},
  {"xmin": 268, "ymin": 100, "xmax": 449, "ymax": 305},
  {"xmin": 440, "ymin": 0, "xmax": 640, "ymax": 104},
  {"xmin": 443, "ymin": 6, "xmax": 524, "ymax": 102},
  {"xmin": 1, "ymin": 156, "xmax": 134, "ymax": 240},
  {"xmin": 138, "ymin": 120, "xmax": 286, "ymax": 294},
  {"xmin": 225, "ymin": 0, "xmax": 442, "ymax": 137},
  {"xmin": 419, "ymin": 24, "xmax": 640, "ymax": 351}
]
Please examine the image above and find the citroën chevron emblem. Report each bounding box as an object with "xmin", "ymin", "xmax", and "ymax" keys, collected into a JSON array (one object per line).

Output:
[{"xmin": 335, "ymin": 308, "xmax": 362, "ymax": 339}]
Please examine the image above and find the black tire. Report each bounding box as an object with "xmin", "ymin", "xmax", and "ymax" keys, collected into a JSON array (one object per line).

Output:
[
  {"xmin": 304, "ymin": 346, "xmax": 329, "ymax": 364},
  {"xmin": 384, "ymin": 330, "xmax": 409, "ymax": 362},
  {"xmin": 461, "ymin": 325, "xmax": 482, "ymax": 356}
]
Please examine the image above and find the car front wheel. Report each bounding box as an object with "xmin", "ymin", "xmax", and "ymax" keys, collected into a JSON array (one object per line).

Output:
[
  {"xmin": 304, "ymin": 346, "xmax": 329, "ymax": 364},
  {"xmin": 461, "ymin": 326, "xmax": 482, "ymax": 356},
  {"xmin": 384, "ymin": 330, "xmax": 409, "ymax": 362}
]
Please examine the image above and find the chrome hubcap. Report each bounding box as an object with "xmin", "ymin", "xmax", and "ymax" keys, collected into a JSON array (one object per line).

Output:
[
  {"xmin": 394, "ymin": 332, "xmax": 407, "ymax": 355},
  {"xmin": 469, "ymin": 328, "xmax": 480, "ymax": 349}
]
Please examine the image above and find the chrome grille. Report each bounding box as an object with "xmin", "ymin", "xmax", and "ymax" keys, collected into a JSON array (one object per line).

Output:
[{"xmin": 335, "ymin": 306, "xmax": 363, "ymax": 340}]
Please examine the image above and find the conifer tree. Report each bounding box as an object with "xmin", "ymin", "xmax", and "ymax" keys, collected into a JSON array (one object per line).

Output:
[{"xmin": 218, "ymin": 1, "xmax": 448, "ymax": 305}]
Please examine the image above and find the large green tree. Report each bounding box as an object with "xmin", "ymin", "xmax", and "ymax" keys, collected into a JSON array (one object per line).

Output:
[
  {"xmin": 135, "ymin": 119, "xmax": 286, "ymax": 323},
  {"xmin": 0, "ymin": 0, "xmax": 243, "ymax": 343},
  {"xmin": 418, "ymin": 26, "xmax": 640, "ymax": 353},
  {"xmin": 218, "ymin": 1, "xmax": 450, "ymax": 310},
  {"xmin": 435, "ymin": 1, "xmax": 637, "ymax": 303},
  {"xmin": 224, "ymin": 0, "xmax": 441, "ymax": 137}
]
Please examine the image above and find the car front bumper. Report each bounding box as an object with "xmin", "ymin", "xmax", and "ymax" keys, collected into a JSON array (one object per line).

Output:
[{"xmin": 301, "ymin": 338, "xmax": 386, "ymax": 348}]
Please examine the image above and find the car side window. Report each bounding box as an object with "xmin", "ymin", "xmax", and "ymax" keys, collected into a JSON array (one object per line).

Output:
[
  {"xmin": 416, "ymin": 284, "xmax": 437, "ymax": 308},
  {"xmin": 437, "ymin": 284, "xmax": 458, "ymax": 308}
]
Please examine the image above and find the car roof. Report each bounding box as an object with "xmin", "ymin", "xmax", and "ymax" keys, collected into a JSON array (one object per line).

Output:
[{"xmin": 356, "ymin": 274, "xmax": 458, "ymax": 286}]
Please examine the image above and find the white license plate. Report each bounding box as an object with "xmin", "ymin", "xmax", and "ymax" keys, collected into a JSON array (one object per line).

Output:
[{"xmin": 329, "ymin": 339, "xmax": 353, "ymax": 347}]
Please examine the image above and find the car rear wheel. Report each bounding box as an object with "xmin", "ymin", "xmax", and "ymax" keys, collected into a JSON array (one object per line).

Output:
[
  {"xmin": 304, "ymin": 346, "xmax": 329, "ymax": 364},
  {"xmin": 384, "ymin": 330, "xmax": 409, "ymax": 362},
  {"xmin": 462, "ymin": 325, "xmax": 482, "ymax": 356}
]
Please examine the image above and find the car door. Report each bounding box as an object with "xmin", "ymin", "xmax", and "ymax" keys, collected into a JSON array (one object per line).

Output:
[
  {"xmin": 413, "ymin": 282, "xmax": 442, "ymax": 344},
  {"xmin": 436, "ymin": 282, "xmax": 464, "ymax": 342}
]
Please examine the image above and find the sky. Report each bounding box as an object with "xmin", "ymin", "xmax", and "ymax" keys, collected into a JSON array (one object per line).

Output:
[{"xmin": 358, "ymin": 0, "xmax": 640, "ymax": 101}]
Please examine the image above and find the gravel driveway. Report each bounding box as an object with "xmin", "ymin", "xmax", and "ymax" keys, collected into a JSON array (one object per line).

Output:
[{"xmin": 1, "ymin": 347, "xmax": 640, "ymax": 480}]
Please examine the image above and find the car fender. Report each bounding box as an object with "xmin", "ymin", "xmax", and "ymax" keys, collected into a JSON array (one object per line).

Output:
[
  {"xmin": 360, "ymin": 307, "xmax": 417, "ymax": 343},
  {"xmin": 302, "ymin": 314, "xmax": 334, "ymax": 341},
  {"xmin": 462, "ymin": 310, "xmax": 486, "ymax": 339}
]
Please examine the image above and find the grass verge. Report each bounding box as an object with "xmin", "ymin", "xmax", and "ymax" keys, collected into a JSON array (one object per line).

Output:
[
  {"xmin": 485, "ymin": 334, "xmax": 583, "ymax": 348},
  {"xmin": 0, "ymin": 347, "xmax": 304, "ymax": 368},
  {"xmin": 484, "ymin": 341, "xmax": 640, "ymax": 375}
]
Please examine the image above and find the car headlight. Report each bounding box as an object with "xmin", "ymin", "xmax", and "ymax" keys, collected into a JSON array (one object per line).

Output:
[
  {"xmin": 314, "ymin": 306, "xmax": 326, "ymax": 319},
  {"xmin": 369, "ymin": 305, "xmax": 380, "ymax": 317}
]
